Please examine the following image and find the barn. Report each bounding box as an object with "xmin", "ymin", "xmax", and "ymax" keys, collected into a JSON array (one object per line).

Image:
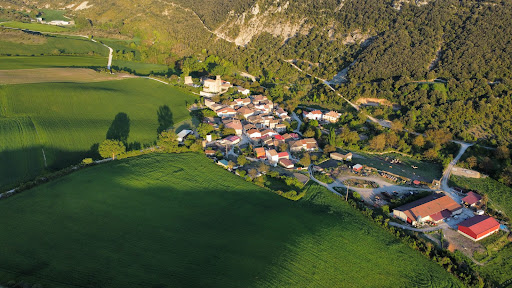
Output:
[
  {"xmin": 457, "ymin": 215, "xmax": 500, "ymax": 241},
  {"xmin": 392, "ymin": 194, "xmax": 462, "ymax": 226}
]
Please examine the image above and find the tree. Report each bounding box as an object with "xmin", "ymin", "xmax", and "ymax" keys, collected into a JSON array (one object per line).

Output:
[
  {"xmin": 329, "ymin": 128, "xmax": 336, "ymax": 146},
  {"xmin": 412, "ymin": 135, "xmax": 425, "ymax": 149},
  {"xmin": 197, "ymin": 123, "xmax": 214, "ymax": 138},
  {"xmin": 499, "ymin": 166, "xmax": 512, "ymax": 186},
  {"xmin": 278, "ymin": 142, "xmax": 289, "ymax": 152},
  {"xmin": 228, "ymin": 160, "xmax": 236, "ymax": 170},
  {"xmin": 479, "ymin": 157, "xmax": 494, "ymax": 173},
  {"xmin": 391, "ymin": 119, "xmax": 404, "ymax": 131},
  {"xmin": 299, "ymin": 153, "xmax": 311, "ymax": 167},
  {"xmin": 303, "ymin": 128, "xmax": 315, "ymax": 138},
  {"xmin": 157, "ymin": 130, "xmax": 178, "ymax": 152},
  {"xmin": 237, "ymin": 155, "xmax": 249, "ymax": 166},
  {"xmin": 466, "ymin": 156, "xmax": 478, "ymax": 169},
  {"xmin": 99, "ymin": 139, "xmax": 126, "ymax": 160},
  {"xmin": 258, "ymin": 162, "xmax": 269, "ymax": 174},
  {"xmin": 369, "ymin": 134, "xmax": 386, "ymax": 151},
  {"xmin": 495, "ymin": 145, "xmax": 510, "ymax": 160},
  {"xmin": 248, "ymin": 168, "xmax": 258, "ymax": 179},
  {"xmin": 423, "ymin": 148, "xmax": 438, "ymax": 160}
]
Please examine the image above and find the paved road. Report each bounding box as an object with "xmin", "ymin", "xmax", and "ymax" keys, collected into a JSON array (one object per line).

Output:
[
  {"xmin": 440, "ymin": 141, "xmax": 474, "ymax": 202},
  {"xmin": 290, "ymin": 112, "xmax": 303, "ymax": 135},
  {"xmin": 308, "ymin": 165, "xmax": 344, "ymax": 197}
]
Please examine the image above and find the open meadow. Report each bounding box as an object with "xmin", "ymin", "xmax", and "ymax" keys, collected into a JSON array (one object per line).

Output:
[
  {"xmin": 0, "ymin": 21, "xmax": 70, "ymax": 32},
  {"xmin": 0, "ymin": 78, "xmax": 196, "ymax": 189},
  {"xmin": 0, "ymin": 153, "xmax": 462, "ymax": 288},
  {"xmin": 0, "ymin": 68, "xmax": 133, "ymax": 84}
]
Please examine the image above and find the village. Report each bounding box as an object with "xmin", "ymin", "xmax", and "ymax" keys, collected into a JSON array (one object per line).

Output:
[{"xmin": 175, "ymin": 75, "xmax": 509, "ymax": 262}]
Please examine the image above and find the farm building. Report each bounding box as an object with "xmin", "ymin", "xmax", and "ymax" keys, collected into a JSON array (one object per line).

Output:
[
  {"xmin": 462, "ymin": 192, "xmax": 482, "ymax": 206},
  {"xmin": 331, "ymin": 152, "xmax": 352, "ymax": 161},
  {"xmin": 279, "ymin": 158, "xmax": 294, "ymax": 169},
  {"xmin": 457, "ymin": 215, "xmax": 500, "ymax": 241},
  {"xmin": 177, "ymin": 129, "xmax": 193, "ymax": 142},
  {"xmin": 352, "ymin": 164, "xmax": 363, "ymax": 172},
  {"xmin": 393, "ymin": 194, "xmax": 462, "ymax": 226}
]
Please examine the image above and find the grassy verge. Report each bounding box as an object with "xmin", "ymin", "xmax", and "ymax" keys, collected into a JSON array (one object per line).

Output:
[
  {"xmin": 0, "ymin": 21, "xmax": 69, "ymax": 32},
  {"xmin": 0, "ymin": 56, "xmax": 107, "ymax": 70}
]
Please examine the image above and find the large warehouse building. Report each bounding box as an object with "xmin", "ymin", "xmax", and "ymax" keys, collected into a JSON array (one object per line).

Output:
[
  {"xmin": 457, "ymin": 215, "xmax": 500, "ymax": 241},
  {"xmin": 393, "ymin": 194, "xmax": 462, "ymax": 226}
]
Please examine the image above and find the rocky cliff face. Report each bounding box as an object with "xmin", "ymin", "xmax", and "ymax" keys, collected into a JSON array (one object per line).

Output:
[{"xmin": 213, "ymin": 1, "xmax": 312, "ymax": 46}]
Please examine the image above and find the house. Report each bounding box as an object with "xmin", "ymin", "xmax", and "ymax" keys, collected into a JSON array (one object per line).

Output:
[
  {"xmin": 352, "ymin": 164, "xmax": 363, "ymax": 172},
  {"xmin": 246, "ymin": 129, "xmax": 261, "ymax": 140},
  {"xmin": 462, "ymin": 192, "xmax": 482, "ymax": 207},
  {"xmin": 233, "ymin": 98, "xmax": 252, "ymax": 107},
  {"xmin": 204, "ymin": 99, "xmax": 216, "ymax": 109},
  {"xmin": 252, "ymin": 95, "xmax": 268, "ymax": 104},
  {"xmin": 266, "ymin": 149, "xmax": 279, "ymax": 163},
  {"xmin": 223, "ymin": 119, "xmax": 243, "ymax": 136},
  {"xmin": 304, "ymin": 110, "xmax": 323, "ymax": 121},
  {"xmin": 290, "ymin": 138, "xmax": 319, "ymax": 152},
  {"xmin": 216, "ymin": 107, "xmax": 237, "ymax": 118},
  {"xmin": 275, "ymin": 107, "xmax": 288, "ymax": 118},
  {"xmin": 261, "ymin": 129, "xmax": 278, "ymax": 138},
  {"xmin": 279, "ymin": 158, "xmax": 294, "ymax": 169},
  {"xmin": 236, "ymin": 106, "xmax": 254, "ymax": 119},
  {"xmin": 393, "ymin": 194, "xmax": 463, "ymax": 226},
  {"xmin": 254, "ymin": 147, "xmax": 266, "ymax": 159},
  {"xmin": 277, "ymin": 152, "xmax": 289, "ymax": 159},
  {"xmin": 236, "ymin": 86, "xmax": 251, "ymax": 96},
  {"xmin": 330, "ymin": 152, "xmax": 353, "ymax": 161},
  {"xmin": 323, "ymin": 111, "xmax": 340, "ymax": 123},
  {"xmin": 458, "ymin": 215, "xmax": 500, "ymax": 241},
  {"xmin": 205, "ymin": 149, "xmax": 216, "ymax": 157},
  {"xmin": 275, "ymin": 123, "xmax": 287, "ymax": 133},
  {"xmin": 243, "ymin": 123, "xmax": 257, "ymax": 132},
  {"xmin": 221, "ymin": 135, "xmax": 241, "ymax": 145},
  {"xmin": 177, "ymin": 129, "xmax": 193, "ymax": 142}
]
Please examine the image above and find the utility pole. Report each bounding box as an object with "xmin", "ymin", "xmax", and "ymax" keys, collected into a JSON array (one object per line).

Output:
[{"xmin": 345, "ymin": 185, "xmax": 349, "ymax": 201}]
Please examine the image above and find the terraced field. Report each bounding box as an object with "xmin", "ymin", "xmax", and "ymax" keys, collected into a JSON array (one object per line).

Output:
[
  {"xmin": 0, "ymin": 153, "xmax": 463, "ymax": 288},
  {"xmin": 0, "ymin": 78, "xmax": 196, "ymax": 189}
]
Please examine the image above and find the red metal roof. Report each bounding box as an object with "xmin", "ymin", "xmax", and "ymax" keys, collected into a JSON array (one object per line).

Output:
[
  {"xmin": 462, "ymin": 192, "xmax": 482, "ymax": 205},
  {"xmin": 429, "ymin": 209, "xmax": 451, "ymax": 221},
  {"xmin": 458, "ymin": 215, "xmax": 500, "ymax": 236},
  {"xmin": 274, "ymin": 135, "xmax": 284, "ymax": 140}
]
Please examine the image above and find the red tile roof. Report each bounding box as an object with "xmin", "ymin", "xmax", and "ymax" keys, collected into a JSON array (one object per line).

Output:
[
  {"xmin": 458, "ymin": 215, "xmax": 500, "ymax": 236},
  {"xmin": 462, "ymin": 192, "xmax": 482, "ymax": 205}
]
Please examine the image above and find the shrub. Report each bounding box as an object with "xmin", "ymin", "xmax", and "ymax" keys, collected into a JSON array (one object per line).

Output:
[{"xmin": 82, "ymin": 158, "xmax": 93, "ymax": 165}]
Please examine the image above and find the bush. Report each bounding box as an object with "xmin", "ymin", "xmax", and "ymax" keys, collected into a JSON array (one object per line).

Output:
[{"xmin": 82, "ymin": 158, "xmax": 93, "ymax": 165}]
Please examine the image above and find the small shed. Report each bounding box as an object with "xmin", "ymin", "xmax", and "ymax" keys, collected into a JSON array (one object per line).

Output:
[
  {"xmin": 462, "ymin": 191, "xmax": 482, "ymax": 206},
  {"xmin": 177, "ymin": 129, "xmax": 193, "ymax": 142},
  {"xmin": 279, "ymin": 158, "xmax": 294, "ymax": 169},
  {"xmin": 458, "ymin": 215, "xmax": 500, "ymax": 241},
  {"xmin": 352, "ymin": 164, "xmax": 363, "ymax": 172}
]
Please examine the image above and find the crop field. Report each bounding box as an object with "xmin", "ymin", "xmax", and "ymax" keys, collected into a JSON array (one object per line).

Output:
[
  {"xmin": 0, "ymin": 56, "xmax": 107, "ymax": 70},
  {"xmin": 0, "ymin": 78, "xmax": 196, "ymax": 189},
  {"xmin": 0, "ymin": 21, "xmax": 69, "ymax": 32},
  {"xmin": 0, "ymin": 34, "xmax": 108, "ymax": 57},
  {"xmin": 0, "ymin": 153, "xmax": 462, "ymax": 288},
  {"xmin": 351, "ymin": 151, "xmax": 443, "ymax": 182}
]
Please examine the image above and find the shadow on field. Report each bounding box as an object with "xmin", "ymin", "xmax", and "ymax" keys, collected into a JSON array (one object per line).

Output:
[
  {"xmin": 157, "ymin": 105, "xmax": 173, "ymax": 134},
  {"xmin": 106, "ymin": 112, "xmax": 130, "ymax": 143}
]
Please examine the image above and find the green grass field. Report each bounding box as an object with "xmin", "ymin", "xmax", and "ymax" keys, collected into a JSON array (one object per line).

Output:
[
  {"xmin": 38, "ymin": 9, "xmax": 69, "ymax": 22},
  {"xmin": 0, "ymin": 153, "xmax": 462, "ymax": 288},
  {"xmin": 0, "ymin": 21, "xmax": 69, "ymax": 32},
  {"xmin": 0, "ymin": 56, "xmax": 107, "ymax": 70},
  {"xmin": 0, "ymin": 34, "xmax": 108, "ymax": 57},
  {"xmin": 0, "ymin": 78, "xmax": 196, "ymax": 189},
  {"xmin": 352, "ymin": 151, "xmax": 443, "ymax": 182}
]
